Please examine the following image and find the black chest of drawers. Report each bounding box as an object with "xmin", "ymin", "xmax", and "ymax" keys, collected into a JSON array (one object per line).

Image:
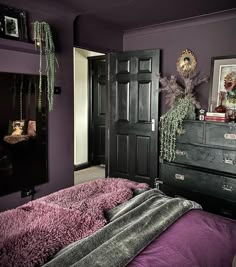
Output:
[{"xmin": 159, "ymin": 120, "xmax": 236, "ymax": 218}]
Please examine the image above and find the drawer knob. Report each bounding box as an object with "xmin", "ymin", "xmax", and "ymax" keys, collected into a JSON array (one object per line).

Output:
[
  {"xmin": 176, "ymin": 150, "xmax": 187, "ymax": 156},
  {"xmin": 222, "ymin": 184, "xmax": 233, "ymax": 192},
  {"xmin": 223, "ymin": 158, "xmax": 235, "ymax": 165},
  {"xmin": 175, "ymin": 174, "xmax": 185, "ymax": 180},
  {"xmin": 224, "ymin": 133, "xmax": 236, "ymax": 140}
]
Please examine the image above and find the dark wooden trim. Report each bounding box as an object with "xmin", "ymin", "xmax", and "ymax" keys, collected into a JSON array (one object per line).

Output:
[{"xmin": 74, "ymin": 162, "xmax": 91, "ymax": 171}]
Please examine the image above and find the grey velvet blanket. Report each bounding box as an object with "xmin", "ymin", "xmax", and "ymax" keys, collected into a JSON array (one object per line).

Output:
[{"xmin": 43, "ymin": 189, "xmax": 201, "ymax": 267}]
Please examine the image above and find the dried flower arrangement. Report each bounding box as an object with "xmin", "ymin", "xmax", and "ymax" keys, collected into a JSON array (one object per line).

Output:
[{"xmin": 159, "ymin": 71, "xmax": 208, "ymax": 162}]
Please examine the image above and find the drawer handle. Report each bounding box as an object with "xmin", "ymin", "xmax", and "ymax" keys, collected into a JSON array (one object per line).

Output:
[
  {"xmin": 176, "ymin": 150, "xmax": 187, "ymax": 156},
  {"xmin": 222, "ymin": 184, "xmax": 233, "ymax": 192},
  {"xmin": 224, "ymin": 133, "xmax": 236, "ymax": 140},
  {"xmin": 155, "ymin": 179, "xmax": 163, "ymax": 189},
  {"xmin": 175, "ymin": 174, "xmax": 185, "ymax": 180},
  {"xmin": 223, "ymin": 158, "xmax": 235, "ymax": 165}
]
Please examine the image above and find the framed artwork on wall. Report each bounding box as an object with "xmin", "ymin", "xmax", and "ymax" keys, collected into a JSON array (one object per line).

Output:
[
  {"xmin": 0, "ymin": 4, "xmax": 28, "ymax": 41},
  {"xmin": 208, "ymin": 55, "xmax": 236, "ymax": 112},
  {"xmin": 176, "ymin": 48, "xmax": 197, "ymax": 78}
]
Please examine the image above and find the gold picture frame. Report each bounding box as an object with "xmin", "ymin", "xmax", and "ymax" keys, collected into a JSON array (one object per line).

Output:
[{"xmin": 176, "ymin": 49, "xmax": 197, "ymax": 77}]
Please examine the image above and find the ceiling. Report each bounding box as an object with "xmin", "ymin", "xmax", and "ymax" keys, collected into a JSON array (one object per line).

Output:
[{"xmin": 56, "ymin": 0, "xmax": 236, "ymax": 30}]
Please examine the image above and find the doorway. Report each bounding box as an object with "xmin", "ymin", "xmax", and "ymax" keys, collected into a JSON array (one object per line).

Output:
[
  {"xmin": 73, "ymin": 48, "xmax": 105, "ymax": 185},
  {"xmin": 74, "ymin": 48, "xmax": 160, "ymax": 187}
]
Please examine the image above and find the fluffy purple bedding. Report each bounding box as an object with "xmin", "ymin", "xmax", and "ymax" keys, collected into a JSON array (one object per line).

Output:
[
  {"xmin": 0, "ymin": 178, "xmax": 148, "ymax": 267},
  {"xmin": 128, "ymin": 210, "xmax": 236, "ymax": 267}
]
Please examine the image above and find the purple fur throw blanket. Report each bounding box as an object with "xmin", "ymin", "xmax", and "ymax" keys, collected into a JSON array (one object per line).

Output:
[{"xmin": 0, "ymin": 178, "xmax": 148, "ymax": 267}]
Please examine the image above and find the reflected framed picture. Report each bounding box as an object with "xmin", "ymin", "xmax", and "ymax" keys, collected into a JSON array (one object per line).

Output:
[
  {"xmin": 0, "ymin": 4, "xmax": 28, "ymax": 41},
  {"xmin": 208, "ymin": 55, "xmax": 236, "ymax": 111}
]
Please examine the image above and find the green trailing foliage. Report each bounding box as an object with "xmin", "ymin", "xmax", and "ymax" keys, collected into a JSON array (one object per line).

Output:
[
  {"xmin": 160, "ymin": 97, "xmax": 192, "ymax": 162},
  {"xmin": 33, "ymin": 21, "xmax": 58, "ymax": 112},
  {"xmin": 159, "ymin": 72, "xmax": 208, "ymax": 162}
]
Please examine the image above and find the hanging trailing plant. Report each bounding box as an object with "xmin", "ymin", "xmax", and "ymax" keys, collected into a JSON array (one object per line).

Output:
[
  {"xmin": 159, "ymin": 72, "xmax": 208, "ymax": 162},
  {"xmin": 33, "ymin": 21, "xmax": 58, "ymax": 111}
]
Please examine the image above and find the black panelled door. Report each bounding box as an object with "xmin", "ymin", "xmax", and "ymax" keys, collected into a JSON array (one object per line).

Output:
[
  {"xmin": 90, "ymin": 57, "xmax": 106, "ymax": 165},
  {"xmin": 108, "ymin": 50, "xmax": 160, "ymax": 186}
]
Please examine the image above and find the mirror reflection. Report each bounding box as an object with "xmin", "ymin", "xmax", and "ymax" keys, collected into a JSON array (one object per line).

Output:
[{"xmin": 0, "ymin": 72, "xmax": 48, "ymax": 196}]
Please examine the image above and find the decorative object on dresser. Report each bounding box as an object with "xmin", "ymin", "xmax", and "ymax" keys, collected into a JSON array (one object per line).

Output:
[
  {"xmin": 196, "ymin": 108, "xmax": 206, "ymax": 121},
  {"xmin": 33, "ymin": 21, "xmax": 58, "ymax": 111},
  {"xmin": 205, "ymin": 112, "xmax": 226, "ymax": 122},
  {"xmin": 159, "ymin": 120, "xmax": 236, "ymax": 218},
  {"xmin": 209, "ymin": 55, "xmax": 236, "ymax": 114},
  {"xmin": 159, "ymin": 51, "xmax": 208, "ymax": 162},
  {"xmin": 215, "ymin": 91, "xmax": 226, "ymax": 113},
  {"xmin": 0, "ymin": 4, "xmax": 28, "ymax": 41}
]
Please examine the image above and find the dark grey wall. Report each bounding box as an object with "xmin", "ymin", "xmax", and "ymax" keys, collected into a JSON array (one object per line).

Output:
[
  {"xmin": 74, "ymin": 15, "xmax": 123, "ymax": 52},
  {"xmin": 0, "ymin": 1, "xmax": 75, "ymax": 210},
  {"xmin": 124, "ymin": 11, "xmax": 236, "ymax": 112}
]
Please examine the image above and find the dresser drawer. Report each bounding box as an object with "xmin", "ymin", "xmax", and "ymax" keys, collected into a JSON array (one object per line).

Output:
[
  {"xmin": 174, "ymin": 143, "xmax": 236, "ymax": 175},
  {"xmin": 160, "ymin": 164, "xmax": 236, "ymax": 202},
  {"xmin": 205, "ymin": 123, "xmax": 236, "ymax": 149},
  {"xmin": 176, "ymin": 121, "xmax": 204, "ymax": 144}
]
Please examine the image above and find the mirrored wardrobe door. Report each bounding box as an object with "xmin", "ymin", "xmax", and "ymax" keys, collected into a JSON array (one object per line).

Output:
[{"xmin": 0, "ymin": 72, "xmax": 48, "ymax": 196}]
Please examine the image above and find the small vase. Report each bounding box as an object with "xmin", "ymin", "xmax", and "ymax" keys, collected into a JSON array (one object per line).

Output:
[{"xmin": 215, "ymin": 105, "xmax": 226, "ymax": 113}]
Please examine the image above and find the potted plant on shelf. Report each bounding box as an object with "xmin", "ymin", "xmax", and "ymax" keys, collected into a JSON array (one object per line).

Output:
[{"xmin": 33, "ymin": 21, "xmax": 58, "ymax": 111}]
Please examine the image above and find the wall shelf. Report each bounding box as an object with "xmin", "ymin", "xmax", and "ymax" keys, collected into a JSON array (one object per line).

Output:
[{"xmin": 0, "ymin": 38, "xmax": 37, "ymax": 54}]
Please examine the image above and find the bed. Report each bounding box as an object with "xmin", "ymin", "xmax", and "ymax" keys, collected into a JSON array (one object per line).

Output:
[{"xmin": 0, "ymin": 178, "xmax": 236, "ymax": 267}]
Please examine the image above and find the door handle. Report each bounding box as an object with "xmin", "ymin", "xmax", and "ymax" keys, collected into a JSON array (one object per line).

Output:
[{"xmin": 152, "ymin": 119, "xmax": 155, "ymax": 132}]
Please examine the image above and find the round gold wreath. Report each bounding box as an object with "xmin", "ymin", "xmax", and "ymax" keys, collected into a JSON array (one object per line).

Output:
[{"xmin": 176, "ymin": 49, "xmax": 197, "ymax": 77}]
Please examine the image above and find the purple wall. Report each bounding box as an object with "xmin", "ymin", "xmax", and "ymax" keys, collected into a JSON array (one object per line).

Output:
[
  {"xmin": 74, "ymin": 15, "xmax": 123, "ymax": 52},
  {"xmin": 124, "ymin": 10, "xmax": 236, "ymax": 112},
  {"xmin": 1, "ymin": 2, "xmax": 234, "ymax": 211},
  {"xmin": 0, "ymin": 1, "xmax": 75, "ymax": 210},
  {"xmin": 0, "ymin": 2, "xmax": 124, "ymax": 211}
]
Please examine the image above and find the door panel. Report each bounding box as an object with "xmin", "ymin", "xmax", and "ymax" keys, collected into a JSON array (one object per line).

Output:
[
  {"xmin": 136, "ymin": 136, "xmax": 150, "ymax": 177},
  {"xmin": 98, "ymin": 83, "xmax": 106, "ymax": 116},
  {"xmin": 138, "ymin": 82, "xmax": 151, "ymax": 122},
  {"xmin": 108, "ymin": 50, "xmax": 160, "ymax": 186},
  {"xmin": 117, "ymin": 82, "xmax": 130, "ymax": 122},
  {"xmin": 116, "ymin": 134, "xmax": 129, "ymax": 174}
]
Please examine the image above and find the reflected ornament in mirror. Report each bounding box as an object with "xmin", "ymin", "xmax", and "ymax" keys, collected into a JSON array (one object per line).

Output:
[{"xmin": 176, "ymin": 49, "xmax": 197, "ymax": 78}]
